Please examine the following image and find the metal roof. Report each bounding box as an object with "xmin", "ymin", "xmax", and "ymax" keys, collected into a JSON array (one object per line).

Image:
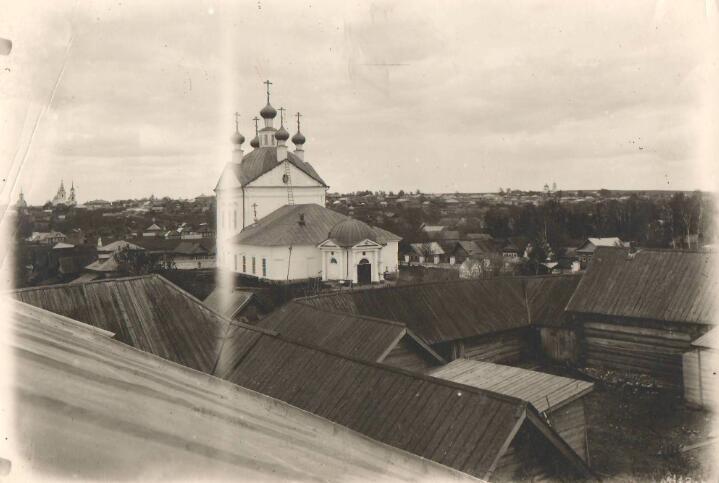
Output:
[
  {"xmin": 232, "ymin": 204, "xmax": 400, "ymax": 247},
  {"xmin": 299, "ymin": 276, "xmax": 582, "ymax": 344},
  {"xmin": 9, "ymin": 300, "xmax": 479, "ymax": 482},
  {"xmin": 428, "ymin": 359, "xmax": 594, "ymax": 413},
  {"xmin": 213, "ymin": 329, "xmax": 592, "ymax": 480},
  {"xmin": 12, "ymin": 274, "xmax": 231, "ymax": 373},
  {"xmin": 221, "ymin": 147, "xmax": 327, "ymax": 188},
  {"xmin": 256, "ymin": 301, "xmax": 444, "ymax": 364},
  {"xmin": 566, "ymin": 247, "xmax": 718, "ymax": 325}
]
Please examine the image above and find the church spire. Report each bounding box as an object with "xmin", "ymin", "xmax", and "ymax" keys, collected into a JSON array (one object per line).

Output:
[
  {"xmin": 259, "ymin": 79, "xmax": 277, "ymax": 127},
  {"xmin": 230, "ymin": 112, "xmax": 245, "ymax": 163},
  {"xmin": 250, "ymin": 116, "xmax": 260, "ymax": 148},
  {"xmin": 275, "ymin": 107, "xmax": 290, "ymax": 161}
]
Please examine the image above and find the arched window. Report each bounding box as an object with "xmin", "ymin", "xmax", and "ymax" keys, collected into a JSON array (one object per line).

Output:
[
  {"xmin": 330, "ymin": 257, "xmax": 338, "ymax": 264},
  {"xmin": 358, "ymin": 258, "xmax": 370, "ymax": 265}
]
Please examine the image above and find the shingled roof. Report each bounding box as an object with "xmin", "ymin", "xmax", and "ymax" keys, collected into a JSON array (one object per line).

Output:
[
  {"xmin": 566, "ymin": 247, "xmax": 717, "ymax": 325},
  {"xmin": 232, "ymin": 204, "xmax": 400, "ymax": 247},
  {"xmin": 256, "ymin": 301, "xmax": 444, "ymax": 364},
  {"xmin": 218, "ymin": 147, "xmax": 327, "ymax": 188},
  {"xmin": 299, "ymin": 275, "xmax": 582, "ymax": 345},
  {"xmin": 12, "ymin": 274, "xmax": 230, "ymax": 373},
  {"xmin": 10, "ymin": 299, "xmax": 478, "ymax": 482},
  {"xmin": 213, "ymin": 325, "xmax": 593, "ymax": 481}
]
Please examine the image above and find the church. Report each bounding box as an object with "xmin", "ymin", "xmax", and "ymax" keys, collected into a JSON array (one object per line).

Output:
[
  {"xmin": 215, "ymin": 82, "xmax": 400, "ymax": 284},
  {"xmin": 50, "ymin": 180, "xmax": 77, "ymax": 207}
]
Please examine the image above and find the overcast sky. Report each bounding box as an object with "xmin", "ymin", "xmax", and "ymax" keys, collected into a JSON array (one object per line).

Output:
[{"xmin": 1, "ymin": 0, "xmax": 718, "ymax": 204}]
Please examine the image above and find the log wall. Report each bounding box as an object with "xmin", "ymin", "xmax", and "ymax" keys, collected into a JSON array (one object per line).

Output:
[
  {"xmin": 456, "ymin": 328, "xmax": 533, "ymax": 365},
  {"xmin": 539, "ymin": 327, "xmax": 580, "ymax": 364}
]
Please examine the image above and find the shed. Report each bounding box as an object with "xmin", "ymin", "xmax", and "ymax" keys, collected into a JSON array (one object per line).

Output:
[
  {"xmin": 566, "ymin": 247, "xmax": 717, "ymax": 390},
  {"xmin": 257, "ymin": 301, "xmax": 445, "ymax": 371},
  {"xmin": 429, "ymin": 359, "xmax": 594, "ymax": 463},
  {"xmin": 683, "ymin": 327, "xmax": 719, "ymax": 409}
]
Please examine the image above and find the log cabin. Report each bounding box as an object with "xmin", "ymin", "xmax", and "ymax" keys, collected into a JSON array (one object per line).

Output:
[{"xmin": 565, "ymin": 247, "xmax": 717, "ymax": 391}]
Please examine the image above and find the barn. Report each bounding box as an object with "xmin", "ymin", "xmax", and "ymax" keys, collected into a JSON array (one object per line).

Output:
[
  {"xmin": 299, "ymin": 274, "xmax": 582, "ymax": 366},
  {"xmin": 565, "ymin": 247, "xmax": 717, "ymax": 390},
  {"xmin": 213, "ymin": 323, "xmax": 594, "ymax": 481},
  {"xmin": 429, "ymin": 359, "xmax": 594, "ymax": 464},
  {"xmin": 683, "ymin": 327, "xmax": 719, "ymax": 409}
]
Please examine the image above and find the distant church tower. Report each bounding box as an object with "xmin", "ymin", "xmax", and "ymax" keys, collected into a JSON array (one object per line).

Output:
[{"xmin": 215, "ymin": 81, "xmax": 328, "ymax": 250}]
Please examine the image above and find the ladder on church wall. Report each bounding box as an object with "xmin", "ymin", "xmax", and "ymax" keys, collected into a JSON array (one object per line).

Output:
[{"xmin": 283, "ymin": 160, "xmax": 295, "ymax": 205}]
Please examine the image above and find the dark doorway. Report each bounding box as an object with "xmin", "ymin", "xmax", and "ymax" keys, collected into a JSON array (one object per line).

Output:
[{"xmin": 357, "ymin": 259, "xmax": 371, "ymax": 285}]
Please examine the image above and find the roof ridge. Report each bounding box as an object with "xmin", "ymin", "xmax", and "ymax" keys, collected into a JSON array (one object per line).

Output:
[
  {"xmin": 291, "ymin": 300, "xmax": 408, "ymax": 328},
  {"xmin": 10, "ymin": 273, "xmax": 157, "ymax": 293}
]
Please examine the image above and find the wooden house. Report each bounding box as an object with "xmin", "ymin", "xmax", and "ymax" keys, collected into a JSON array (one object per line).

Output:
[
  {"xmin": 683, "ymin": 327, "xmax": 719, "ymax": 409},
  {"xmin": 10, "ymin": 300, "xmax": 476, "ymax": 483},
  {"xmin": 256, "ymin": 301, "xmax": 445, "ymax": 371},
  {"xmin": 429, "ymin": 359, "xmax": 594, "ymax": 464},
  {"xmin": 566, "ymin": 247, "xmax": 717, "ymax": 390}
]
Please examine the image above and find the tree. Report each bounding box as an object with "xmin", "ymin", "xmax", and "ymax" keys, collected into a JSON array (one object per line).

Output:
[{"xmin": 113, "ymin": 245, "xmax": 175, "ymax": 275}]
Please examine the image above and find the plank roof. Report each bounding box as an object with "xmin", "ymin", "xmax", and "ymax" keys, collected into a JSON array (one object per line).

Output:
[
  {"xmin": 428, "ymin": 360, "xmax": 594, "ymax": 413},
  {"xmin": 213, "ymin": 327, "xmax": 592, "ymax": 481},
  {"xmin": 9, "ymin": 300, "xmax": 479, "ymax": 482},
  {"xmin": 203, "ymin": 287, "xmax": 256, "ymax": 319},
  {"xmin": 12, "ymin": 274, "xmax": 231, "ymax": 373},
  {"xmin": 232, "ymin": 203, "xmax": 400, "ymax": 247},
  {"xmin": 299, "ymin": 275, "xmax": 582, "ymax": 344},
  {"xmin": 221, "ymin": 146, "xmax": 327, "ymax": 188},
  {"xmin": 256, "ymin": 301, "xmax": 444, "ymax": 364},
  {"xmin": 691, "ymin": 327, "xmax": 719, "ymax": 349},
  {"xmin": 566, "ymin": 247, "xmax": 718, "ymax": 325}
]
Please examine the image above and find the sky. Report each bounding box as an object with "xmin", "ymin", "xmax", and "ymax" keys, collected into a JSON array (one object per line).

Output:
[{"xmin": 1, "ymin": 0, "xmax": 718, "ymax": 205}]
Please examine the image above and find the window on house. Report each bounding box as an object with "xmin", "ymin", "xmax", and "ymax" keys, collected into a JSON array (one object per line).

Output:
[
  {"xmin": 330, "ymin": 257, "xmax": 338, "ymax": 264},
  {"xmin": 252, "ymin": 257, "xmax": 256, "ymax": 274},
  {"xmin": 262, "ymin": 258, "xmax": 267, "ymax": 277},
  {"xmin": 242, "ymin": 255, "xmax": 246, "ymax": 272}
]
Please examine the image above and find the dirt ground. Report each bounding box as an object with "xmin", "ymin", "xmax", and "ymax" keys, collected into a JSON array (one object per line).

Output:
[{"xmin": 584, "ymin": 383, "xmax": 716, "ymax": 482}]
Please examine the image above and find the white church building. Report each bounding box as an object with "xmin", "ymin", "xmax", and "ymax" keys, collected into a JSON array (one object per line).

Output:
[{"xmin": 215, "ymin": 82, "xmax": 400, "ymax": 284}]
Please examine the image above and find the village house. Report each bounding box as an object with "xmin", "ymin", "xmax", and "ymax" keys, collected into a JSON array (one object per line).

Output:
[{"xmin": 575, "ymin": 237, "xmax": 629, "ymax": 267}]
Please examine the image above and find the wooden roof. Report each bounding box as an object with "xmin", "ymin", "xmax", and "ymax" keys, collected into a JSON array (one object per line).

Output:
[
  {"xmin": 222, "ymin": 147, "xmax": 327, "ymax": 188},
  {"xmin": 428, "ymin": 360, "xmax": 594, "ymax": 413},
  {"xmin": 691, "ymin": 327, "xmax": 719, "ymax": 349},
  {"xmin": 299, "ymin": 275, "xmax": 582, "ymax": 344},
  {"xmin": 203, "ymin": 287, "xmax": 255, "ymax": 319},
  {"xmin": 213, "ymin": 329, "xmax": 592, "ymax": 481},
  {"xmin": 12, "ymin": 274, "xmax": 231, "ymax": 373},
  {"xmin": 256, "ymin": 301, "xmax": 444, "ymax": 364},
  {"xmin": 9, "ymin": 300, "xmax": 478, "ymax": 482},
  {"xmin": 566, "ymin": 247, "xmax": 718, "ymax": 325}
]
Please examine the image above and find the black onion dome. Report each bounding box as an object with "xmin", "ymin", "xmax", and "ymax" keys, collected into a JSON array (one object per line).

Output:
[
  {"xmin": 250, "ymin": 135, "xmax": 260, "ymax": 148},
  {"xmin": 328, "ymin": 218, "xmax": 378, "ymax": 247},
  {"xmin": 275, "ymin": 125, "xmax": 290, "ymax": 141},
  {"xmin": 291, "ymin": 131, "xmax": 306, "ymax": 145},
  {"xmin": 230, "ymin": 131, "xmax": 245, "ymax": 145},
  {"xmin": 260, "ymin": 103, "xmax": 277, "ymax": 119}
]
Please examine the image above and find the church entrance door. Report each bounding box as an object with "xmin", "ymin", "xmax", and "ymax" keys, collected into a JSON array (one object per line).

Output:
[{"xmin": 357, "ymin": 259, "xmax": 372, "ymax": 285}]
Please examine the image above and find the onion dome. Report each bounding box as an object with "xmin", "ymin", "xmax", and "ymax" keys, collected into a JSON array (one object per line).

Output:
[
  {"xmin": 250, "ymin": 135, "xmax": 260, "ymax": 148},
  {"xmin": 275, "ymin": 125, "xmax": 290, "ymax": 142},
  {"xmin": 291, "ymin": 130, "xmax": 306, "ymax": 145},
  {"xmin": 260, "ymin": 103, "xmax": 277, "ymax": 119},
  {"xmin": 328, "ymin": 218, "xmax": 378, "ymax": 247},
  {"xmin": 230, "ymin": 131, "xmax": 245, "ymax": 145}
]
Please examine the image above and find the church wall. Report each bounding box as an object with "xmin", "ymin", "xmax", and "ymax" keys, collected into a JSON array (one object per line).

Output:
[
  {"xmin": 242, "ymin": 186, "xmax": 326, "ymax": 226},
  {"xmin": 379, "ymin": 241, "xmax": 400, "ymax": 275},
  {"xmin": 229, "ymin": 244, "xmax": 321, "ymax": 281},
  {"xmin": 251, "ymin": 162, "xmax": 324, "ymax": 188}
]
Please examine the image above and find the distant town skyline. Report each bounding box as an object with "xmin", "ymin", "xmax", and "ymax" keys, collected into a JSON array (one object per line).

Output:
[{"xmin": 2, "ymin": 0, "xmax": 718, "ymax": 205}]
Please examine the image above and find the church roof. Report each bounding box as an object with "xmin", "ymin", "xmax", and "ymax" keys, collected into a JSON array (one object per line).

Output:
[
  {"xmin": 222, "ymin": 147, "xmax": 327, "ymax": 188},
  {"xmin": 231, "ymin": 204, "xmax": 401, "ymax": 247},
  {"xmin": 327, "ymin": 218, "xmax": 378, "ymax": 247}
]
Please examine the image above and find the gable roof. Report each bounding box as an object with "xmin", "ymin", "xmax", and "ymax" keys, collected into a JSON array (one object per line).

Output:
[
  {"xmin": 566, "ymin": 247, "xmax": 717, "ymax": 325},
  {"xmin": 429, "ymin": 359, "xmax": 594, "ymax": 413},
  {"xmin": 213, "ymin": 326, "xmax": 592, "ymax": 481},
  {"xmin": 232, "ymin": 204, "xmax": 400, "ymax": 247},
  {"xmin": 12, "ymin": 274, "xmax": 230, "ymax": 372},
  {"xmin": 299, "ymin": 275, "xmax": 583, "ymax": 344},
  {"xmin": 256, "ymin": 301, "xmax": 444, "ymax": 364},
  {"xmin": 409, "ymin": 241, "xmax": 445, "ymax": 256},
  {"xmin": 692, "ymin": 327, "xmax": 719, "ymax": 349},
  {"xmin": 203, "ymin": 287, "xmax": 255, "ymax": 319},
  {"xmin": 10, "ymin": 300, "xmax": 477, "ymax": 482},
  {"xmin": 218, "ymin": 147, "xmax": 327, "ymax": 189}
]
